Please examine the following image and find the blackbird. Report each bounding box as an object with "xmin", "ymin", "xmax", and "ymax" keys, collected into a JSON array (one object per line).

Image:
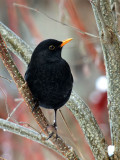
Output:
[{"xmin": 25, "ymin": 38, "xmax": 73, "ymax": 135}]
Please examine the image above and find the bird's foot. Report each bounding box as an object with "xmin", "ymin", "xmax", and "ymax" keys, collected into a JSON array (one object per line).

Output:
[{"xmin": 47, "ymin": 123, "xmax": 59, "ymax": 140}]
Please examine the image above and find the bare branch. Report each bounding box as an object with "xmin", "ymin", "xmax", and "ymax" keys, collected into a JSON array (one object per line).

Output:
[
  {"xmin": 67, "ymin": 91, "xmax": 109, "ymax": 160},
  {"xmin": 13, "ymin": 3, "xmax": 99, "ymax": 39},
  {"xmin": 91, "ymin": 0, "xmax": 120, "ymax": 159},
  {"xmin": 0, "ymin": 22, "xmax": 32, "ymax": 66},
  {"xmin": 59, "ymin": 109, "xmax": 85, "ymax": 160},
  {"xmin": 0, "ymin": 86, "xmax": 10, "ymax": 117},
  {"xmin": 0, "ymin": 75, "xmax": 12, "ymax": 82},
  {"xmin": 6, "ymin": 98, "xmax": 24, "ymax": 121},
  {"xmin": 18, "ymin": 121, "xmax": 42, "ymax": 134},
  {"xmin": 0, "ymin": 118, "xmax": 63, "ymax": 158}
]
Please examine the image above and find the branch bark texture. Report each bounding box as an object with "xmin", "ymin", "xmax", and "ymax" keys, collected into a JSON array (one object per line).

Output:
[
  {"xmin": 0, "ymin": 118, "xmax": 57, "ymax": 154},
  {"xmin": 67, "ymin": 92, "xmax": 108, "ymax": 160},
  {"xmin": 0, "ymin": 22, "xmax": 31, "ymax": 65},
  {"xmin": 91, "ymin": 0, "xmax": 120, "ymax": 159}
]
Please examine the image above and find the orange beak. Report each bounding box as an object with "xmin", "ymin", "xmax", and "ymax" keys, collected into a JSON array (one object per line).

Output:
[{"xmin": 60, "ymin": 38, "xmax": 73, "ymax": 47}]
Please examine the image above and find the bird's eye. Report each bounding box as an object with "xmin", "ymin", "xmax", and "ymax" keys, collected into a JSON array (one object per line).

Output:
[{"xmin": 49, "ymin": 45, "xmax": 55, "ymax": 50}]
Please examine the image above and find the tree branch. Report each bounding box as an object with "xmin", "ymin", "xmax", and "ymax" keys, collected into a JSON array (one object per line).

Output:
[
  {"xmin": 0, "ymin": 118, "xmax": 60, "ymax": 156},
  {"xmin": 91, "ymin": 0, "xmax": 120, "ymax": 159},
  {"xmin": 67, "ymin": 91, "xmax": 109, "ymax": 160},
  {"xmin": 0, "ymin": 22, "xmax": 31, "ymax": 66}
]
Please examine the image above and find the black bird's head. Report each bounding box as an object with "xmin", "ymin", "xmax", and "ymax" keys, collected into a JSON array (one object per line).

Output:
[{"xmin": 30, "ymin": 38, "xmax": 72, "ymax": 64}]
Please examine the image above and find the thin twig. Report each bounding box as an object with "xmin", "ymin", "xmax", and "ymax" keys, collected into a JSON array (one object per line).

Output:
[
  {"xmin": 14, "ymin": 98, "xmax": 23, "ymax": 102},
  {"xmin": 16, "ymin": 0, "xmax": 42, "ymax": 43},
  {"xmin": 13, "ymin": 3, "xmax": 99, "ymax": 39},
  {"xmin": 0, "ymin": 75, "xmax": 12, "ymax": 82},
  {"xmin": 18, "ymin": 121, "xmax": 42, "ymax": 134},
  {"xmin": 0, "ymin": 87, "xmax": 10, "ymax": 117},
  {"xmin": 6, "ymin": 98, "xmax": 24, "ymax": 121},
  {"xmin": 64, "ymin": 0, "xmax": 105, "ymax": 73},
  {"xmin": 59, "ymin": 109, "xmax": 85, "ymax": 160}
]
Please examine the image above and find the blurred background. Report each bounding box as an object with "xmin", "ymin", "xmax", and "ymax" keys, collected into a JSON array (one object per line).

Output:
[{"xmin": 0, "ymin": 0, "xmax": 110, "ymax": 160}]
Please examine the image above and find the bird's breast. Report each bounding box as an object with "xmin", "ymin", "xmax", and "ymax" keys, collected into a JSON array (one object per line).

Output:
[{"xmin": 25, "ymin": 59, "xmax": 73, "ymax": 109}]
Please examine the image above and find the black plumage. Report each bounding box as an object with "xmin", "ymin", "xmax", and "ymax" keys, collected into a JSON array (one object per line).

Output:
[{"xmin": 25, "ymin": 38, "xmax": 73, "ymax": 131}]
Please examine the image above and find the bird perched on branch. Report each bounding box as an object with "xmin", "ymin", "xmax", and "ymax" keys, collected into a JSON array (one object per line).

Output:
[{"xmin": 25, "ymin": 38, "xmax": 73, "ymax": 137}]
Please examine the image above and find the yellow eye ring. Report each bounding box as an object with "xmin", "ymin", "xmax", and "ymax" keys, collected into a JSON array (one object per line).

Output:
[{"xmin": 49, "ymin": 45, "xmax": 55, "ymax": 50}]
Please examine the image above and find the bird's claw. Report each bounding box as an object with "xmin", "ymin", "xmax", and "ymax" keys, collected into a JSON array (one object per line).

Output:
[
  {"xmin": 47, "ymin": 132, "xmax": 54, "ymax": 140},
  {"xmin": 46, "ymin": 123, "xmax": 59, "ymax": 140},
  {"xmin": 47, "ymin": 132, "xmax": 59, "ymax": 140}
]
